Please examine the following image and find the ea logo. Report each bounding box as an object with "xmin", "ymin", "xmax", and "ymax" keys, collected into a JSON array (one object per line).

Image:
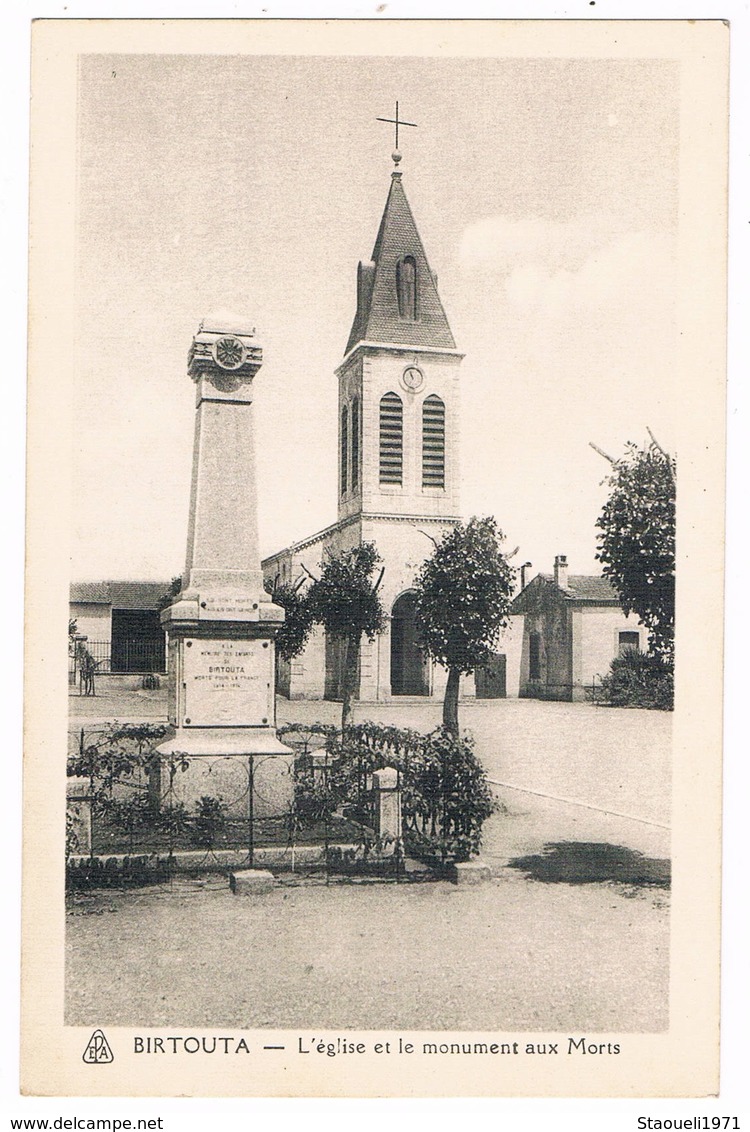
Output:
[{"xmin": 82, "ymin": 1029, "xmax": 114, "ymax": 1064}]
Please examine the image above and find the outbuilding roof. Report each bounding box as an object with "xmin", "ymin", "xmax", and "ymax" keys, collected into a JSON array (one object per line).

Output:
[
  {"xmin": 70, "ymin": 581, "xmax": 170, "ymax": 609},
  {"xmin": 69, "ymin": 581, "xmax": 111, "ymax": 604},
  {"xmin": 511, "ymin": 572, "xmax": 621, "ymax": 613},
  {"xmin": 561, "ymin": 575, "xmax": 620, "ymax": 602}
]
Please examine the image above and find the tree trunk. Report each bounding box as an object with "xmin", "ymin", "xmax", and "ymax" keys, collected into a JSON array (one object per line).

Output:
[
  {"xmin": 341, "ymin": 632, "xmax": 361, "ymax": 732},
  {"xmin": 443, "ymin": 667, "xmax": 461, "ymax": 736}
]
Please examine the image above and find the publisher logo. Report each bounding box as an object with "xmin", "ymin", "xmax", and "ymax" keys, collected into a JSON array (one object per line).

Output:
[{"xmin": 82, "ymin": 1029, "xmax": 114, "ymax": 1064}]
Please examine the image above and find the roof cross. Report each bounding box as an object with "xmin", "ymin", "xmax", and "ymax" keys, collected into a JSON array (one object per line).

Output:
[{"xmin": 376, "ymin": 101, "xmax": 417, "ymax": 162}]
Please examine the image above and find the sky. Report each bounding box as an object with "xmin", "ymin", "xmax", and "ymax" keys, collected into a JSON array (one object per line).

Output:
[{"xmin": 72, "ymin": 52, "xmax": 680, "ymax": 582}]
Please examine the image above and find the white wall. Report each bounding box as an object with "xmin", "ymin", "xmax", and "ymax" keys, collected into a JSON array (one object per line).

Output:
[
  {"xmin": 579, "ymin": 607, "xmax": 646, "ymax": 688},
  {"xmin": 500, "ymin": 615, "xmax": 524, "ymax": 698},
  {"xmin": 70, "ymin": 602, "xmax": 110, "ymax": 643}
]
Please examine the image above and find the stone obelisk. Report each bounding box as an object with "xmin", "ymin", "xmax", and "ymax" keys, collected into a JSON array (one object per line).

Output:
[{"xmin": 156, "ymin": 316, "xmax": 292, "ymax": 817}]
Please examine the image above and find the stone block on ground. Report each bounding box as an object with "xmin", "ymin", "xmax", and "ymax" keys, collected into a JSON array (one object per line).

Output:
[
  {"xmin": 402, "ymin": 857, "xmax": 431, "ymax": 875},
  {"xmin": 230, "ymin": 869, "xmax": 276, "ymax": 895},
  {"xmin": 450, "ymin": 860, "xmax": 492, "ymax": 886}
]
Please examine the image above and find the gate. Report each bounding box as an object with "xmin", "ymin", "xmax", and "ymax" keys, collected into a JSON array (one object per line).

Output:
[{"xmin": 475, "ymin": 653, "xmax": 506, "ymax": 698}]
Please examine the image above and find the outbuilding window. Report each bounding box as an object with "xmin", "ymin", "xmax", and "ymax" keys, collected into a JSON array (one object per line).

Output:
[
  {"xmin": 618, "ymin": 631, "xmax": 640, "ymax": 656},
  {"xmin": 529, "ymin": 632, "xmax": 542, "ymax": 682}
]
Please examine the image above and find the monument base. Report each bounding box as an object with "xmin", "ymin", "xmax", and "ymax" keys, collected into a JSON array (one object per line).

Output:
[{"xmin": 154, "ymin": 728, "xmax": 294, "ymax": 819}]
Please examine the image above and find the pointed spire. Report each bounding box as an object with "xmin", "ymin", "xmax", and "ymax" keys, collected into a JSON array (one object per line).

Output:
[{"xmin": 344, "ymin": 172, "xmax": 456, "ymax": 357}]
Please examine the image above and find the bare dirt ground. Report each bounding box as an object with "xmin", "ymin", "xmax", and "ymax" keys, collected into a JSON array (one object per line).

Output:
[
  {"xmin": 66, "ymin": 873, "xmax": 667, "ymax": 1032},
  {"xmin": 67, "ymin": 692, "xmax": 670, "ymax": 1032}
]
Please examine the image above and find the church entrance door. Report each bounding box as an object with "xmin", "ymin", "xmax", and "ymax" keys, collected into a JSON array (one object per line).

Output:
[{"xmin": 390, "ymin": 592, "xmax": 429, "ymax": 696}]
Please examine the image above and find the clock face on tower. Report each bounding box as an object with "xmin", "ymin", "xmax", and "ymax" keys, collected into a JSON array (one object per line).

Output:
[
  {"xmin": 213, "ymin": 336, "xmax": 245, "ymax": 370},
  {"xmin": 401, "ymin": 364, "xmax": 424, "ymax": 392}
]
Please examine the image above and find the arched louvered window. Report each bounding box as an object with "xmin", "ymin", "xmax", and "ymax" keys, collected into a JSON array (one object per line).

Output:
[
  {"xmin": 379, "ymin": 393, "xmax": 403, "ymax": 485},
  {"xmin": 351, "ymin": 396, "xmax": 360, "ymax": 491},
  {"xmin": 422, "ymin": 395, "xmax": 445, "ymax": 488},
  {"xmin": 340, "ymin": 404, "xmax": 349, "ymax": 497},
  {"xmin": 396, "ymin": 255, "xmax": 417, "ymax": 320}
]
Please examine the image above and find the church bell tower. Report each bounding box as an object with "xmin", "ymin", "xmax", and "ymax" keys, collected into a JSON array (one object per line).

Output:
[
  {"xmin": 335, "ymin": 149, "xmax": 464, "ymax": 528},
  {"xmin": 261, "ymin": 121, "xmax": 467, "ymax": 703}
]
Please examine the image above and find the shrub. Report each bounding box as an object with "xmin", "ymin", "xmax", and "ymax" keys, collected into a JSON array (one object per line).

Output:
[
  {"xmin": 65, "ymin": 812, "xmax": 81, "ymax": 859},
  {"xmin": 190, "ymin": 796, "xmax": 228, "ymax": 849},
  {"xmin": 598, "ymin": 649, "xmax": 674, "ymax": 710},
  {"xmin": 296, "ymin": 722, "xmax": 497, "ymax": 867},
  {"xmin": 327, "ymin": 832, "xmax": 403, "ymax": 877},
  {"xmin": 67, "ymin": 721, "xmax": 169, "ymax": 808},
  {"xmin": 293, "ymin": 777, "xmax": 339, "ymax": 825},
  {"xmin": 156, "ymin": 801, "xmax": 191, "ymax": 839},
  {"xmin": 99, "ymin": 794, "xmax": 157, "ymax": 837}
]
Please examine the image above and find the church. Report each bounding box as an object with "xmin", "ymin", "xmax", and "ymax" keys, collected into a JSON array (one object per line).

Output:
[
  {"xmin": 68, "ymin": 135, "xmax": 647, "ymax": 704},
  {"xmin": 261, "ymin": 145, "xmax": 648, "ymax": 705},
  {"xmin": 262, "ymin": 151, "xmax": 470, "ymax": 703}
]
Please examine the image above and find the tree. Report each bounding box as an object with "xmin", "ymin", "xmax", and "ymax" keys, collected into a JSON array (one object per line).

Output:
[
  {"xmin": 414, "ymin": 517, "xmax": 516, "ymax": 736},
  {"xmin": 157, "ymin": 575, "xmax": 183, "ymax": 612},
  {"xmin": 593, "ymin": 435, "xmax": 676, "ymax": 661},
  {"xmin": 306, "ymin": 542, "xmax": 387, "ymax": 730},
  {"xmin": 263, "ymin": 576, "xmax": 313, "ymax": 664}
]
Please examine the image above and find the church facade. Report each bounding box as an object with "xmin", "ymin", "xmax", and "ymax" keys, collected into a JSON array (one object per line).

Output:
[{"xmin": 262, "ymin": 162, "xmax": 469, "ymax": 702}]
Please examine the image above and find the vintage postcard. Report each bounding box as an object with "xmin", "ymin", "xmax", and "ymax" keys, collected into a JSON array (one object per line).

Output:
[{"xmin": 22, "ymin": 18, "xmax": 727, "ymax": 1098}]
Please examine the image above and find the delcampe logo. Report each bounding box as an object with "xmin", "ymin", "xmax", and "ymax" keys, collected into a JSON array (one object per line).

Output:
[{"xmin": 82, "ymin": 1029, "xmax": 114, "ymax": 1064}]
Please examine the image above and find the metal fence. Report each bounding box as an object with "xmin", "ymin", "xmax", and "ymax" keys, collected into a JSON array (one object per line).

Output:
[
  {"xmin": 65, "ymin": 723, "xmax": 394, "ymax": 890},
  {"xmin": 69, "ymin": 638, "xmax": 166, "ymax": 684}
]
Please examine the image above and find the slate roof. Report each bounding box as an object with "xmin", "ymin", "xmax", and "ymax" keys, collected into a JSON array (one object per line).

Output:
[
  {"xmin": 70, "ymin": 581, "xmax": 170, "ymax": 609},
  {"xmin": 344, "ymin": 171, "xmax": 456, "ymax": 356},
  {"xmin": 563, "ymin": 575, "xmax": 619, "ymax": 602},
  {"xmin": 69, "ymin": 581, "xmax": 111, "ymax": 604}
]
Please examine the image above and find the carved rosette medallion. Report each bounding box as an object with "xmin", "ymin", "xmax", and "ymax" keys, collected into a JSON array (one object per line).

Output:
[
  {"xmin": 188, "ymin": 322, "xmax": 263, "ymax": 389},
  {"xmin": 213, "ymin": 336, "xmax": 245, "ymax": 370}
]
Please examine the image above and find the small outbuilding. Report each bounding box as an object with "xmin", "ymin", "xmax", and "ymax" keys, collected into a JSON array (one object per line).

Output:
[
  {"xmin": 69, "ymin": 580, "xmax": 169, "ymax": 683},
  {"xmin": 510, "ymin": 555, "xmax": 646, "ymax": 702}
]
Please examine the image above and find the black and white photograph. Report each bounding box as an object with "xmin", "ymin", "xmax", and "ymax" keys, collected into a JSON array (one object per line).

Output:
[{"xmin": 19, "ymin": 17, "xmax": 730, "ymax": 1101}]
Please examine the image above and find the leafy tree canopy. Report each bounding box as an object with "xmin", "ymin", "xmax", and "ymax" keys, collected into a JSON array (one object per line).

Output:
[
  {"xmin": 263, "ymin": 577, "xmax": 313, "ymax": 662},
  {"xmin": 414, "ymin": 516, "xmax": 516, "ymax": 676},
  {"xmin": 307, "ymin": 542, "xmax": 387, "ymax": 642},
  {"xmin": 157, "ymin": 575, "xmax": 183, "ymax": 612},
  {"xmin": 595, "ymin": 438, "xmax": 675, "ymax": 660}
]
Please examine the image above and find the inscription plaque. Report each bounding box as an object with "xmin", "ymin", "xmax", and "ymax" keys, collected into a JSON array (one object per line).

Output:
[
  {"xmin": 198, "ymin": 593, "xmax": 260, "ymax": 621},
  {"xmin": 182, "ymin": 638, "xmax": 271, "ymax": 727}
]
